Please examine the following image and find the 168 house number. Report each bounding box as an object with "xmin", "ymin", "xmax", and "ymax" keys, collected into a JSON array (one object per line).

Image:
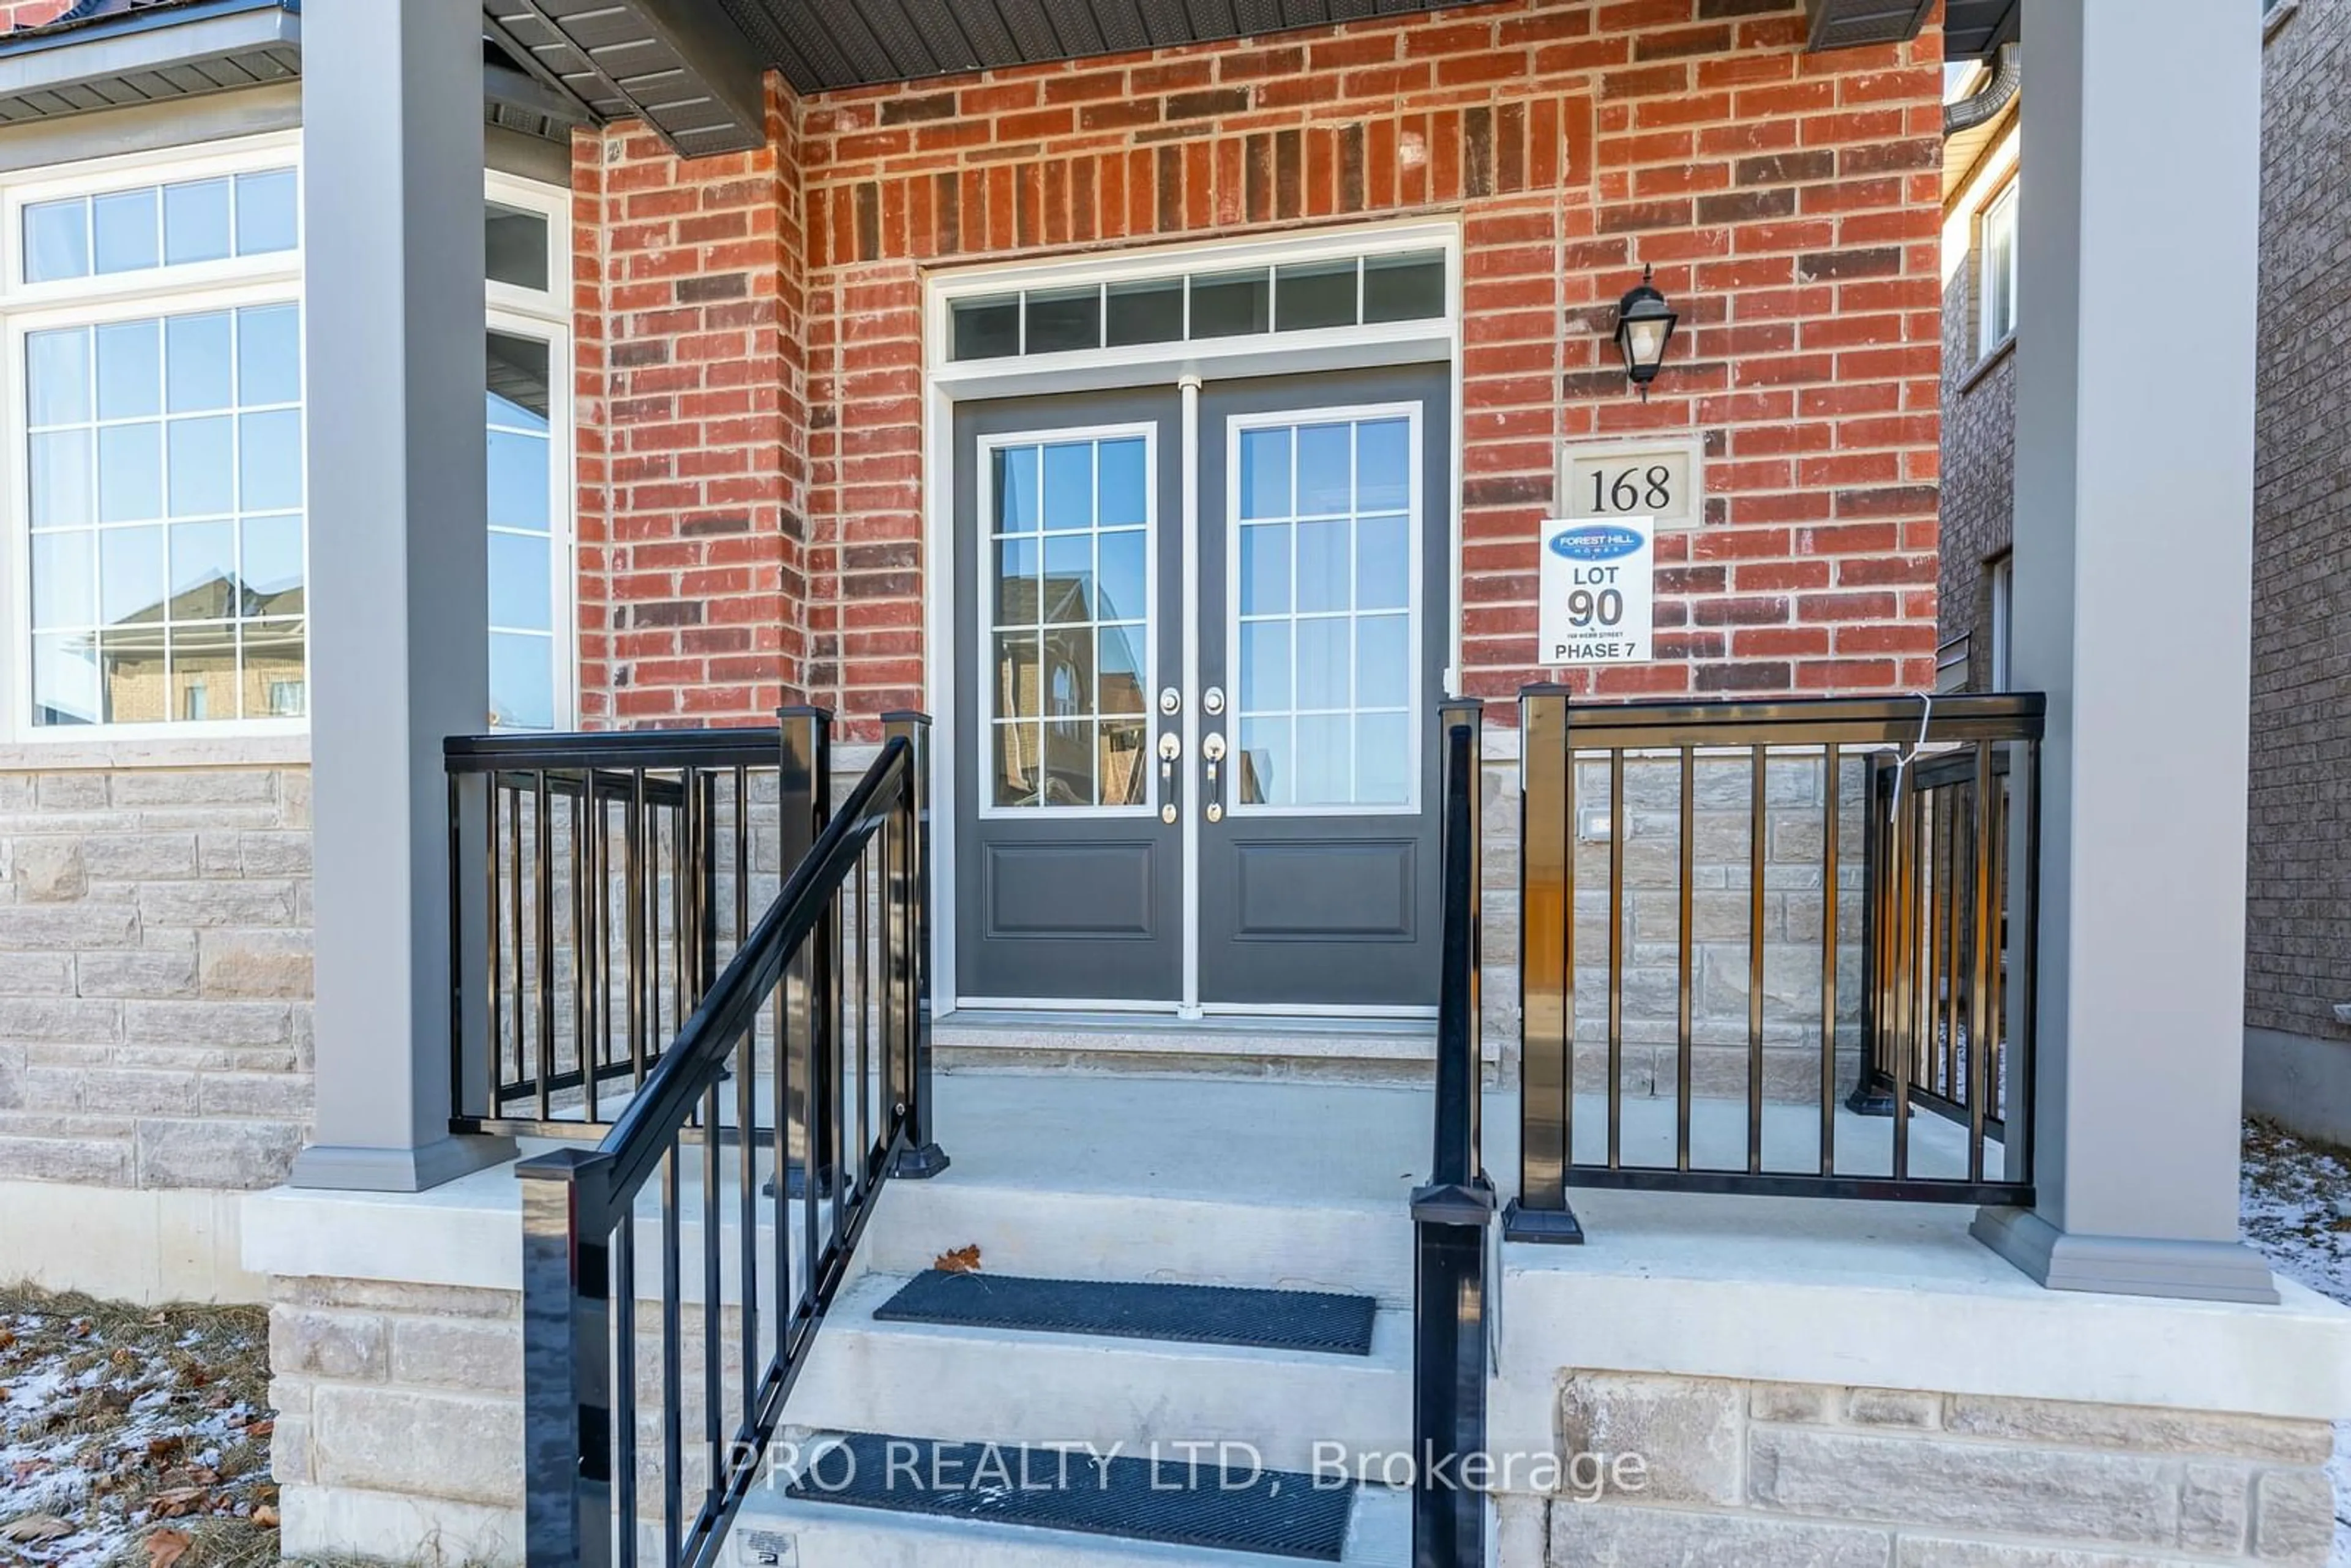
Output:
[{"xmin": 1585, "ymin": 464, "xmax": 1675, "ymax": 517}]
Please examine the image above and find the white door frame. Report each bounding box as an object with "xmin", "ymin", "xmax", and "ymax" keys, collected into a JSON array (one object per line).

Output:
[{"xmin": 918, "ymin": 219, "xmax": 1464, "ymax": 1019}]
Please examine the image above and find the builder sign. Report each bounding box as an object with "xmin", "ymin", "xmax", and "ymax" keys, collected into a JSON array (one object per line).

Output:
[{"xmin": 1538, "ymin": 516, "xmax": 1654, "ymax": 665}]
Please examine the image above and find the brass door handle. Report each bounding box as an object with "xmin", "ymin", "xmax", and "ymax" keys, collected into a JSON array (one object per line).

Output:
[
  {"xmin": 1202, "ymin": 732, "xmax": 1226, "ymax": 823},
  {"xmin": 1158, "ymin": 732, "xmax": 1182, "ymax": 824}
]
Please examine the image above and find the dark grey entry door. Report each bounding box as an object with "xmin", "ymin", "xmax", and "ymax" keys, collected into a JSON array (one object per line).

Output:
[
  {"xmin": 1196, "ymin": 367, "xmax": 1450, "ymax": 1009},
  {"xmin": 953, "ymin": 366, "xmax": 1448, "ymax": 1010},
  {"xmin": 953, "ymin": 388, "xmax": 1183, "ymax": 1004}
]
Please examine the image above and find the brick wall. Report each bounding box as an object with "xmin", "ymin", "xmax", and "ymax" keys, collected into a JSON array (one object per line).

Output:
[
  {"xmin": 576, "ymin": 0, "xmax": 1946, "ymax": 737},
  {"xmin": 0, "ymin": 764, "xmax": 312, "ymax": 1190},
  {"xmin": 1935, "ymin": 264, "xmax": 2012, "ymax": 694},
  {"xmin": 571, "ymin": 82, "xmax": 811, "ymax": 727},
  {"xmin": 2248, "ymin": 0, "xmax": 2351, "ymax": 1047}
]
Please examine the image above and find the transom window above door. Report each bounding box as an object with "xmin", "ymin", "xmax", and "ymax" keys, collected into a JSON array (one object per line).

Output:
[{"xmin": 985, "ymin": 430, "xmax": 1153, "ymax": 809}]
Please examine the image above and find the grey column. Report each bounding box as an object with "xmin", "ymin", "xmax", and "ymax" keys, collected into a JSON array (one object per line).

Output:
[
  {"xmin": 290, "ymin": 0, "xmax": 511, "ymax": 1190},
  {"xmin": 1971, "ymin": 0, "xmax": 2274, "ymax": 1301}
]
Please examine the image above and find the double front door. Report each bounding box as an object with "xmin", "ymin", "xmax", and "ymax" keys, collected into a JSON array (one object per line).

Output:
[{"xmin": 951, "ymin": 365, "xmax": 1452, "ymax": 1012}]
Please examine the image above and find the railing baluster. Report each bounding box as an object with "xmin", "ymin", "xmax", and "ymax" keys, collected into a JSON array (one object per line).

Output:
[
  {"xmin": 1677, "ymin": 747, "xmax": 1694, "ymax": 1173},
  {"xmin": 615, "ymin": 1208, "xmax": 637, "ymax": 1568},
  {"xmin": 1606, "ymin": 749, "xmax": 1624, "ymax": 1171},
  {"xmin": 1820, "ymin": 745, "xmax": 1840, "ymax": 1176},
  {"xmin": 628, "ymin": 771, "xmax": 647, "ymax": 1090},
  {"xmin": 700, "ymin": 1076, "xmax": 721, "ymax": 1511},
  {"xmin": 660, "ymin": 1138, "xmax": 683, "ymax": 1568},
  {"xmin": 584, "ymin": 771, "xmax": 602, "ymax": 1126},
  {"xmin": 1969, "ymin": 740, "xmax": 1997, "ymax": 1181},
  {"xmin": 538, "ymin": 770, "xmax": 557, "ymax": 1125},
  {"xmin": 1747, "ymin": 745, "xmax": 1766, "ymax": 1176}
]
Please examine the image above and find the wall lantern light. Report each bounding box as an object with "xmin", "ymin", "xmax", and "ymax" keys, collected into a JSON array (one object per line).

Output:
[{"xmin": 1613, "ymin": 264, "xmax": 1678, "ymax": 398}]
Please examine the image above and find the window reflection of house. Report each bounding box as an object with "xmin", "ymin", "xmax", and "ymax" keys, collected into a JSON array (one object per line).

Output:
[
  {"xmin": 992, "ymin": 568, "xmax": 1146, "ymax": 807},
  {"xmin": 34, "ymin": 568, "xmax": 303, "ymax": 727}
]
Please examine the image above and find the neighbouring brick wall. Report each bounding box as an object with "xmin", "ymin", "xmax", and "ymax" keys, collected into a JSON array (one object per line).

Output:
[
  {"xmin": 577, "ymin": 0, "xmax": 1946, "ymax": 739},
  {"xmin": 1935, "ymin": 268, "xmax": 2012, "ymax": 696},
  {"xmin": 2248, "ymin": 0, "xmax": 2351, "ymax": 1046},
  {"xmin": 0, "ymin": 765, "xmax": 312, "ymax": 1190},
  {"xmin": 1542, "ymin": 1370, "xmax": 2338, "ymax": 1566}
]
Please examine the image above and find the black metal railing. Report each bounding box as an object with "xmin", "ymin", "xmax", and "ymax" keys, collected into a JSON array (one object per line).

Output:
[
  {"xmin": 443, "ymin": 727, "xmax": 788, "ymax": 1136},
  {"xmin": 512, "ymin": 708, "xmax": 946, "ymax": 1568},
  {"xmin": 1504, "ymin": 689, "xmax": 2044, "ymax": 1244},
  {"xmin": 1411, "ymin": 698, "xmax": 1493, "ymax": 1568}
]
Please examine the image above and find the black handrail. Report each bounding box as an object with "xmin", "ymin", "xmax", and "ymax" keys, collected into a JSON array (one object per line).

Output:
[
  {"xmin": 513, "ymin": 709, "xmax": 945, "ymax": 1568},
  {"xmin": 1411, "ymin": 698, "xmax": 1493, "ymax": 1568}
]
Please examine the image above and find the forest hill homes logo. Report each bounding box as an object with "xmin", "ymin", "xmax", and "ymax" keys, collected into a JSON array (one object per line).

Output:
[{"xmin": 1547, "ymin": 523, "xmax": 1646, "ymax": 562}]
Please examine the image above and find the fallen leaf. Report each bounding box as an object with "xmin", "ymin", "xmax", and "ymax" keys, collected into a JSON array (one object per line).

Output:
[
  {"xmin": 148, "ymin": 1487, "xmax": 208, "ymax": 1518},
  {"xmin": 0, "ymin": 1515, "xmax": 73, "ymax": 1544},
  {"xmin": 146, "ymin": 1526, "xmax": 191, "ymax": 1568},
  {"xmin": 932, "ymin": 1244, "xmax": 982, "ymax": 1275},
  {"xmin": 252, "ymin": 1505, "xmax": 280, "ymax": 1529},
  {"xmin": 144, "ymin": 1436, "xmax": 184, "ymax": 1466},
  {"xmin": 0, "ymin": 1327, "xmax": 16, "ymax": 1349},
  {"xmin": 244, "ymin": 1419, "xmax": 274, "ymax": 1438}
]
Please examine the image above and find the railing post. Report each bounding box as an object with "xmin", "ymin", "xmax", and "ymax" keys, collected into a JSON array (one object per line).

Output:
[
  {"xmin": 1504, "ymin": 685, "xmax": 1581, "ymax": 1244},
  {"xmin": 518, "ymin": 1146, "xmax": 616, "ymax": 1568},
  {"xmin": 883, "ymin": 711, "xmax": 949, "ymax": 1178},
  {"xmin": 1845, "ymin": 753, "xmax": 1897, "ymax": 1117},
  {"xmin": 779, "ymin": 708, "xmax": 833, "ymax": 1196},
  {"xmin": 1412, "ymin": 700, "xmax": 1494, "ymax": 1568}
]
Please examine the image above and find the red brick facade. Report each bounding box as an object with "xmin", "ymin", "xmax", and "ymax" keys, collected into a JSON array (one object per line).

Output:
[{"xmin": 569, "ymin": 0, "xmax": 1944, "ymax": 735}]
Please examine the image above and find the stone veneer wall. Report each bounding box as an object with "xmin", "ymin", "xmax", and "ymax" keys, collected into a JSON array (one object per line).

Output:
[
  {"xmin": 1524, "ymin": 1370, "xmax": 2338, "ymax": 1567},
  {"xmin": 0, "ymin": 763, "xmax": 313, "ymax": 1190},
  {"xmin": 1480, "ymin": 743, "xmax": 1877, "ymax": 1107},
  {"xmin": 261, "ymin": 1275, "xmax": 2341, "ymax": 1567}
]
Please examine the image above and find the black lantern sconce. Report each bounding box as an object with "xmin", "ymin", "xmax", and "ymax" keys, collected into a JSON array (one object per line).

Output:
[{"xmin": 1612, "ymin": 264, "xmax": 1678, "ymax": 398}]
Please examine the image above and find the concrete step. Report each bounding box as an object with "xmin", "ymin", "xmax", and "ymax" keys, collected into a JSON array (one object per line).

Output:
[
  {"xmin": 935, "ymin": 1011, "xmax": 1443, "ymax": 1084},
  {"xmin": 732, "ymin": 1445, "xmax": 1409, "ymax": 1567},
  {"xmin": 789, "ymin": 1270, "xmax": 1414, "ymax": 1474}
]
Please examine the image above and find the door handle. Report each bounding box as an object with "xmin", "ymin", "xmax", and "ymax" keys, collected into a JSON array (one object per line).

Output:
[
  {"xmin": 1202, "ymin": 732, "xmax": 1226, "ymax": 823},
  {"xmin": 1158, "ymin": 732, "xmax": 1182, "ymax": 825}
]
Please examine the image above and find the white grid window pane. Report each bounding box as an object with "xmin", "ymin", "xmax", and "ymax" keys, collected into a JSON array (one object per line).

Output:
[
  {"xmin": 988, "ymin": 435, "xmax": 1150, "ymax": 809},
  {"xmin": 18, "ymin": 168, "xmax": 298, "ymax": 286},
  {"xmin": 1234, "ymin": 415, "xmax": 1415, "ymax": 809},
  {"xmin": 26, "ymin": 303, "xmax": 305, "ymax": 727}
]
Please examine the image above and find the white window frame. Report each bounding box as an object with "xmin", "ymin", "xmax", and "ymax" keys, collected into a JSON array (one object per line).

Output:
[
  {"xmin": 1979, "ymin": 178, "xmax": 2019, "ymax": 359},
  {"xmin": 1223, "ymin": 399, "xmax": 1425, "ymax": 819},
  {"xmin": 972, "ymin": 419, "xmax": 1161, "ymax": 822},
  {"xmin": 1, "ymin": 132, "xmax": 306, "ymax": 743},
  {"xmin": 0, "ymin": 141, "xmax": 579, "ymax": 741},
  {"xmin": 483, "ymin": 169, "xmax": 577, "ymax": 733}
]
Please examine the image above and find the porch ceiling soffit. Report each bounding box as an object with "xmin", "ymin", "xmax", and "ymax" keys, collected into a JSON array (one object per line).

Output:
[
  {"xmin": 483, "ymin": 0, "xmax": 768, "ymax": 157},
  {"xmin": 1808, "ymin": 0, "xmax": 2017, "ymax": 58},
  {"xmin": 575, "ymin": 0, "xmax": 2014, "ymax": 135}
]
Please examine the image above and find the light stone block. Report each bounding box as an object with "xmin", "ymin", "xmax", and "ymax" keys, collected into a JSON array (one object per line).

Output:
[
  {"xmin": 12, "ymin": 838, "xmax": 87, "ymax": 901},
  {"xmin": 2178, "ymin": 1460, "xmax": 2249, "ymax": 1554},
  {"xmin": 1940, "ymin": 1395, "xmax": 2336, "ymax": 1465},
  {"xmin": 1896, "ymin": 1540, "xmax": 2200, "ymax": 1567},
  {"xmin": 198, "ymin": 929, "xmax": 315, "ymax": 997},
  {"xmin": 135, "ymin": 1116, "xmax": 304, "ymax": 1190},
  {"xmin": 1550, "ymin": 1502, "xmax": 1892, "ymax": 1567},
  {"xmin": 389, "ymin": 1317, "xmax": 523, "ymax": 1395},
  {"xmin": 1558, "ymin": 1371, "xmax": 1743, "ymax": 1506},
  {"xmin": 1746, "ymin": 1426, "xmax": 2178, "ymax": 1545},
  {"xmin": 2250, "ymin": 1467, "xmax": 2334, "ymax": 1564},
  {"xmin": 271, "ymin": 1307, "xmax": 389, "ymax": 1381},
  {"xmin": 310, "ymin": 1384, "xmax": 523, "ymax": 1507}
]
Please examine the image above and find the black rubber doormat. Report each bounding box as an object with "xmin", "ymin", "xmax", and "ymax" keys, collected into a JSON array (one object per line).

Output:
[
  {"xmin": 786, "ymin": 1431, "xmax": 1356, "ymax": 1561},
  {"xmin": 874, "ymin": 1270, "xmax": 1378, "ymax": 1356}
]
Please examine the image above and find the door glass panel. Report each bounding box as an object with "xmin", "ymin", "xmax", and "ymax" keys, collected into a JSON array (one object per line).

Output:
[
  {"xmin": 1232, "ymin": 411, "xmax": 1419, "ymax": 809},
  {"xmin": 988, "ymin": 433, "xmax": 1152, "ymax": 810}
]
